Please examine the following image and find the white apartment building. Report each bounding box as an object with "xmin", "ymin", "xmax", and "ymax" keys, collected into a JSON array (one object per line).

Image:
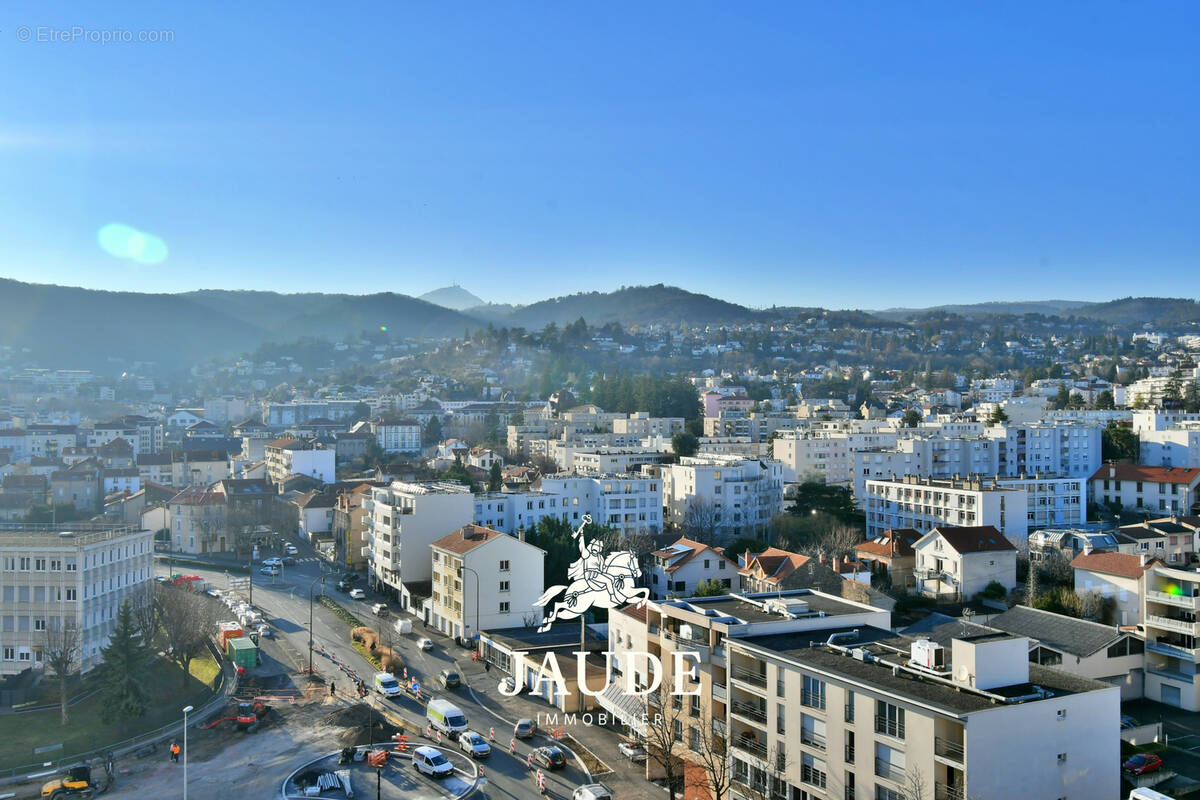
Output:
[
  {"xmin": 984, "ymin": 422, "xmax": 1101, "ymax": 479},
  {"xmin": 969, "ymin": 377, "xmax": 1018, "ymax": 403},
  {"xmin": 726, "ymin": 629, "xmax": 1119, "ymax": 800},
  {"xmin": 1133, "ymin": 410, "xmax": 1200, "ymax": 436},
  {"xmin": 1142, "ymin": 562, "xmax": 1200, "ymax": 710},
  {"xmin": 854, "ymin": 437, "xmax": 999, "ymax": 500},
  {"xmin": 364, "ymin": 481, "xmax": 474, "ymax": 609},
  {"xmin": 473, "ymin": 490, "xmax": 569, "ymax": 534},
  {"xmin": 427, "ymin": 524, "xmax": 545, "ymax": 640},
  {"xmin": 1090, "ymin": 464, "xmax": 1200, "ymax": 517},
  {"xmin": 1141, "ymin": 421, "xmax": 1200, "ymax": 468},
  {"xmin": 570, "ymin": 448, "xmax": 666, "ymax": 474},
  {"xmin": 775, "ymin": 432, "xmax": 853, "ymax": 485},
  {"xmin": 661, "ymin": 455, "xmax": 785, "ymax": 539},
  {"xmin": 864, "ymin": 475, "xmax": 1027, "ymax": 543},
  {"xmin": 0, "ymin": 523, "xmax": 154, "ymax": 676},
  {"xmin": 369, "ymin": 415, "xmax": 422, "ymax": 454},
  {"xmin": 537, "ymin": 473, "xmax": 663, "ymax": 536},
  {"xmin": 264, "ymin": 437, "xmax": 336, "ymax": 487}
]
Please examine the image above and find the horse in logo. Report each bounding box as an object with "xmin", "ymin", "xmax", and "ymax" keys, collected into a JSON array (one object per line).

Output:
[{"xmin": 534, "ymin": 514, "xmax": 648, "ymax": 632}]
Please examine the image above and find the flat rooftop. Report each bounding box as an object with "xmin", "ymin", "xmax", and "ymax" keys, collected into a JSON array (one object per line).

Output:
[
  {"xmin": 733, "ymin": 626, "xmax": 1111, "ymax": 716},
  {"xmin": 661, "ymin": 590, "xmax": 872, "ymax": 625}
]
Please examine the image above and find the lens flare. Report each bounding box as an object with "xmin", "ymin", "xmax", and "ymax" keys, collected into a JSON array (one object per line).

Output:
[
  {"xmin": 98, "ymin": 222, "xmax": 168, "ymax": 264},
  {"xmin": 380, "ymin": 325, "xmax": 388, "ymax": 332},
  {"xmin": 1165, "ymin": 582, "xmax": 1184, "ymax": 597}
]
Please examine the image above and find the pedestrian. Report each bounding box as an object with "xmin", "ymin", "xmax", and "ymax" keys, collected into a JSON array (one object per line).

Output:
[
  {"xmin": 330, "ymin": 680, "xmax": 336, "ymax": 697},
  {"xmin": 169, "ymin": 741, "xmax": 180, "ymax": 763}
]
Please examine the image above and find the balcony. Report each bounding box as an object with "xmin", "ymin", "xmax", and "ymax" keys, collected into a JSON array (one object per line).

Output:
[
  {"xmin": 800, "ymin": 729, "xmax": 826, "ymax": 750},
  {"xmin": 935, "ymin": 782, "xmax": 965, "ymax": 800},
  {"xmin": 712, "ymin": 682, "xmax": 727, "ymax": 703},
  {"xmin": 874, "ymin": 758, "xmax": 906, "ymax": 783},
  {"xmin": 875, "ymin": 715, "xmax": 905, "ymax": 739},
  {"xmin": 1147, "ymin": 665, "xmax": 1195, "ymax": 684},
  {"xmin": 731, "ymin": 666, "xmax": 767, "ymax": 690},
  {"xmin": 1148, "ymin": 640, "xmax": 1199, "ymax": 660},
  {"xmin": 712, "ymin": 718, "xmax": 727, "ymax": 738},
  {"xmin": 732, "ymin": 734, "xmax": 767, "ymax": 760},
  {"xmin": 935, "ymin": 737, "xmax": 965, "ymax": 763},
  {"xmin": 731, "ymin": 701, "xmax": 768, "ymax": 725},
  {"xmin": 1146, "ymin": 614, "xmax": 1200, "ymax": 636},
  {"xmin": 1147, "ymin": 590, "xmax": 1200, "ymax": 611},
  {"xmin": 801, "ymin": 690, "xmax": 826, "ymax": 710}
]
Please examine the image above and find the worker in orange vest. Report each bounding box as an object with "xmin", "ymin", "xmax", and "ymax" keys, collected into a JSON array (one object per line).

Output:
[{"xmin": 169, "ymin": 742, "xmax": 180, "ymax": 763}]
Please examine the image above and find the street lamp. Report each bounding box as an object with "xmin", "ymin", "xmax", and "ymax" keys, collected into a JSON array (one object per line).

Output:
[
  {"xmin": 182, "ymin": 704, "xmax": 194, "ymax": 800},
  {"xmin": 457, "ymin": 565, "xmax": 480, "ymax": 645},
  {"xmin": 307, "ymin": 573, "xmax": 327, "ymax": 674}
]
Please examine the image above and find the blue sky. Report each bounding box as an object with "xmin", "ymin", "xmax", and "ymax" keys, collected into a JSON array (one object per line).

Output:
[{"xmin": 1, "ymin": 2, "xmax": 1197, "ymax": 309}]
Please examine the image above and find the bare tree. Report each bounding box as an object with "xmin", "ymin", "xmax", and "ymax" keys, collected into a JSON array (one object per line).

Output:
[
  {"xmin": 690, "ymin": 715, "xmax": 732, "ymax": 800},
  {"xmin": 642, "ymin": 688, "xmax": 690, "ymax": 800},
  {"xmin": 43, "ymin": 617, "xmax": 80, "ymax": 726},
  {"xmin": 682, "ymin": 498, "xmax": 719, "ymax": 544},
  {"xmin": 816, "ymin": 525, "xmax": 862, "ymax": 560},
  {"xmin": 732, "ymin": 741, "xmax": 794, "ymax": 800},
  {"xmin": 127, "ymin": 582, "xmax": 160, "ymax": 647},
  {"xmin": 902, "ymin": 765, "xmax": 930, "ymax": 800},
  {"xmin": 156, "ymin": 584, "xmax": 219, "ymax": 686}
]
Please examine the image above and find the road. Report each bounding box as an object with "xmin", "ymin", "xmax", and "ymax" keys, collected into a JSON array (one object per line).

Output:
[{"xmin": 158, "ymin": 538, "xmax": 596, "ymax": 800}]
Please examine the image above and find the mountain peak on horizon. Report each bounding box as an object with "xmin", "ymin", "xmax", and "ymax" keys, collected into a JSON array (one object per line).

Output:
[{"xmin": 418, "ymin": 284, "xmax": 486, "ymax": 311}]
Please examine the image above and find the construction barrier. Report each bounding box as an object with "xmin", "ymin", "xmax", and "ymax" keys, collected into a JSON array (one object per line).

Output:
[
  {"xmin": 536, "ymin": 769, "xmax": 545, "ymax": 793},
  {"xmin": 509, "ymin": 738, "xmax": 516, "ymax": 754},
  {"xmin": 489, "ymin": 727, "xmax": 495, "ymax": 741}
]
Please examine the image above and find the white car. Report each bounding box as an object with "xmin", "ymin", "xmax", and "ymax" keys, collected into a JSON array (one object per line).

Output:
[
  {"xmin": 417, "ymin": 637, "xmax": 434, "ymax": 651},
  {"xmin": 458, "ymin": 730, "xmax": 491, "ymax": 759},
  {"xmin": 371, "ymin": 603, "xmax": 388, "ymax": 616},
  {"xmin": 618, "ymin": 741, "xmax": 647, "ymax": 761},
  {"xmin": 349, "ymin": 588, "xmax": 366, "ymax": 600},
  {"xmin": 261, "ymin": 557, "xmax": 282, "ymax": 567},
  {"xmin": 284, "ymin": 544, "xmax": 298, "ymax": 555},
  {"xmin": 411, "ymin": 746, "xmax": 453, "ymax": 778}
]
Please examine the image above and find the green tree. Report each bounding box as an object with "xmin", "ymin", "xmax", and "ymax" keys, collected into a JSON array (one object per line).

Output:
[
  {"xmin": 363, "ymin": 437, "xmax": 385, "ymax": 469},
  {"xmin": 693, "ymin": 578, "xmax": 727, "ymax": 597},
  {"xmin": 96, "ymin": 600, "xmax": 151, "ymax": 725},
  {"xmin": 1093, "ymin": 389, "xmax": 1115, "ymax": 410},
  {"xmin": 1101, "ymin": 422, "xmax": 1139, "ymax": 462},
  {"xmin": 1053, "ymin": 384, "xmax": 1071, "ymax": 410},
  {"xmin": 422, "ymin": 415, "xmax": 443, "ymax": 446},
  {"xmin": 789, "ymin": 482, "xmax": 863, "ymax": 528},
  {"xmin": 723, "ymin": 537, "xmax": 767, "ymax": 564},
  {"xmin": 23, "ymin": 503, "xmax": 87, "ymax": 524},
  {"xmin": 1184, "ymin": 382, "xmax": 1200, "ymax": 414},
  {"xmin": 487, "ymin": 461, "xmax": 503, "ymax": 492},
  {"xmin": 671, "ymin": 432, "xmax": 699, "ymax": 458},
  {"xmin": 443, "ymin": 455, "xmax": 474, "ymax": 489},
  {"xmin": 986, "ymin": 405, "xmax": 1010, "ymax": 425},
  {"xmin": 1163, "ymin": 373, "xmax": 1185, "ymax": 409},
  {"xmin": 350, "ymin": 402, "xmax": 371, "ymax": 422},
  {"xmin": 900, "ymin": 408, "xmax": 921, "ymax": 428}
]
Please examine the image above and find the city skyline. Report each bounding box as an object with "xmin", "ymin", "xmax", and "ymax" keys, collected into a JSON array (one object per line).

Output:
[{"xmin": 2, "ymin": 2, "xmax": 1197, "ymax": 308}]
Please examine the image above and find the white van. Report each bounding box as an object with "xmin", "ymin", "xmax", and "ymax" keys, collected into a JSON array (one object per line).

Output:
[
  {"xmin": 426, "ymin": 698, "xmax": 468, "ymax": 738},
  {"xmin": 373, "ymin": 671, "xmax": 402, "ymax": 697},
  {"xmin": 1130, "ymin": 789, "xmax": 1176, "ymax": 800},
  {"xmin": 393, "ymin": 617, "xmax": 413, "ymax": 635},
  {"xmin": 411, "ymin": 745, "xmax": 453, "ymax": 778},
  {"xmin": 572, "ymin": 784, "xmax": 614, "ymax": 800}
]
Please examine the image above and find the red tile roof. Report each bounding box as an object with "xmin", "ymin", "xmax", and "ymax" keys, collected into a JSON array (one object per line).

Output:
[
  {"xmin": 431, "ymin": 524, "xmax": 508, "ymax": 555},
  {"xmin": 738, "ymin": 546, "xmax": 812, "ymax": 584},
  {"xmin": 1069, "ymin": 551, "xmax": 1154, "ymax": 580},
  {"xmin": 651, "ymin": 536, "xmax": 724, "ymax": 574},
  {"xmin": 1090, "ymin": 464, "xmax": 1200, "ymax": 485},
  {"xmin": 855, "ymin": 528, "xmax": 921, "ymax": 558}
]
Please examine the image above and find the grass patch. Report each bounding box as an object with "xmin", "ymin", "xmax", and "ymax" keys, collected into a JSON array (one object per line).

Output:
[
  {"xmin": 352, "ymin": 640, "xmax": 383, "ymax": 670},
  {"xmin": 0, "ymin": 655, "xmax": 221, "ymax": 770},
  {"xmin": 318, "ymin": 595, "xmax": 365, "ymax": 628}
]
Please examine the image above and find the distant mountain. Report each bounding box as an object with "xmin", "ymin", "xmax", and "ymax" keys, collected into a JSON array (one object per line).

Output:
[
  {"xmin": 1070, "ymin": 297, "xmax": 1200, "ymax": 327},
  {"xmin": 500, "ymin": 284, "xmax": 759, "ymax": 329},
  {"xmin": 872, "ymin": 300, "xmax": 1091, "ymax": 321},
  {"xmin": 418, "ymin": 285, "xmax": 485, "ymax": 311}
]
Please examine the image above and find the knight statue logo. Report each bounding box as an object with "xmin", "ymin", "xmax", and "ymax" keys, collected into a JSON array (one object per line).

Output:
[{"xmin": 533, "ymin": 514, "xmax": 648, "ymax": 632}]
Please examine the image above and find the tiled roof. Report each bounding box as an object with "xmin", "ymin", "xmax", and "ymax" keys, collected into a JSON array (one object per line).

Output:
[
  {"xmin": 1069, "ymin": 551, "xmax": 1153, "ymax": 580},
  {"xmin": 430, "ymin": 524, "xmax": 507, "ymax": 555},
  {"xmin": 856, "ymin": 528, "xmax": 920, "ymax": 558},
  {"xmin": 738, "ymin": 546, "xmax": 811, "ymax": 584},
  {"xmin": 989, "ymin": 605, "xmax": 1126, "ymax": 658},
  {"xmin": 1090, "ymin": 464, "xmax": 1200, "ymax": 485},
  {"xmin": 925, "ymin": 526, "xmax": 1015, "ymax": 554}
]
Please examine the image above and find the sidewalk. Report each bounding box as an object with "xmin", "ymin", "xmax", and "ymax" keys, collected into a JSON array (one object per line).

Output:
[{"xmin": 449, "ymin": 650, "xmax": 653, "ymax": 798}]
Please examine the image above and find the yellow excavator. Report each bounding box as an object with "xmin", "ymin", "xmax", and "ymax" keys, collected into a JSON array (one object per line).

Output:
[{"xmin": 40, "ymin": 754, "xmax": 113, "ymax": 800}]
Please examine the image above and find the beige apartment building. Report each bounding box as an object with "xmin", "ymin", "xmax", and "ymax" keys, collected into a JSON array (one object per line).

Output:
[{"xmin": 1, "ymin": 523, "xmax": 154, "ymax": 677}]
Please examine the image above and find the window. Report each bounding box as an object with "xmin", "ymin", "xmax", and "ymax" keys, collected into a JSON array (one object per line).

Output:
[
  {"xmin": 499, "ymin": 581, "xmax": 510, "ymax": 593},
  {"xmin": 800, "ymin": 753, "xmax": 827, "ymax": 789},
  {"xmin": 845, "ymin": 690, "xmax": 855, "ymax": 722},
  {"xmin": 1030, "ymin": 646, "xmax": 1063, "ymax": 666},
  {"xmin": 689, "ymin": 726, "xmax": 701, "ymax": 753},
  {"xmin": 802, "ymin": 675, "xmax": 826, "ymax": 709},
  {"xmin": 499, "ymin": 560, "xmax": 510, "ymax": 571},
  {"xmin": 1056, "ymin": 709, "xmax": 1067, "ymax": 721},
  {"xmin": 875, "ymin": 701, "xmax": 905, "ymax": 739},
  {"xmin": 672, "ymin": 719, "xmax": 683, "ymax": 742},
  {"xmin": 1057, "ymin": 752, "xmax": 1067, "ymax": 764},
  {"xmin": 1107, "ymin": 638, "xmax": 1144, "ymax": 657},
  {"xmin": 498, "ymin": 602, "xmax": 510, "ymax": 614},
  {"xmin": 34, "ymin": 619, "xmax": 47, "ymax": 631},
  {"xmin": 845, "ymin": 730, "xmax": 855, "ymax": 763},
  {"xmin": 1, "ymin": 647, "xmax": 13, "ymax": 661}
]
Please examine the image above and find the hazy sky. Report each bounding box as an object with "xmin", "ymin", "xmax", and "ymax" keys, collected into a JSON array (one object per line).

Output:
[{"xmin": 1, "ymin": 2, "xmax": 1197, "ymax": 309}]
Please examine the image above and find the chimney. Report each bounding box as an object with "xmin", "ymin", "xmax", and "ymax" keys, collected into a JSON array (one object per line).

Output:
[
  {"xmin": 818, "ymin": 553, "xmax": 827, "ymax": 565},
  {"xmin": 517, "ymin": 526, "xmax": 526, "ymax": 542},
  {"xmin": 1109, "ymin": 466, "xmax": 1116, "ymax": 479}
]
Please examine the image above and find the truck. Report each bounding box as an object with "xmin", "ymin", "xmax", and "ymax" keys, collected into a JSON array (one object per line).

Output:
[
  {"xmin": 373, "ymin": 671, "xmax": 402, "ymax": 698},
  {"xmin": 426, "ymin": 698, "xmax": 468, "ymax": 738}
]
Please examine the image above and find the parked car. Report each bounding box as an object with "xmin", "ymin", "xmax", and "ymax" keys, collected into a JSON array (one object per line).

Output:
[
  {"xmin": 572, "ymin": 785, "xmax": 613, "ymax": 800},
  {"xmin": 256, "ymin": 624, "xmax": 273, "ymax": 639},
  {"xmin": 514, "ymin": 718, "xmax": 536, "ymax": 739},
  {"xmin": 371, "ymin": 603, "xmax": 388, "ymax": 616},
  {"xmin": 1121, "ymin": 715, "xmax": 1139, "ymax": 730},
  {"xmin": 411, "ymin": 746, "xmax": 453, "ymax": 778},
  {"xmin": 439, "ymin": 669, "xmax": 460, "ymax": 688},
  {"xmin": 1123, "ymin": 753, "xmax": 1164, "ymax": 775},
  {"xmin": 417, "ymin": 637, "xmax": 434, "ymax": 651},
  {"xmin": 349, "ymin": 588, "xmax": 366, "ymax": 600},
  {"xmin": 458, "ymin": 731, "xmax": 491, "ymax": 759},
  {"xmin": 618, "ymin": 741, "xmax": 647, "ymax": 762},
  {"xmin": 531, "ymin": 746, "xmax": 567, "ymax": 770},
  {"xmin": 259, "ymin": 565, "xmax": 280, "ymax": 576}
]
